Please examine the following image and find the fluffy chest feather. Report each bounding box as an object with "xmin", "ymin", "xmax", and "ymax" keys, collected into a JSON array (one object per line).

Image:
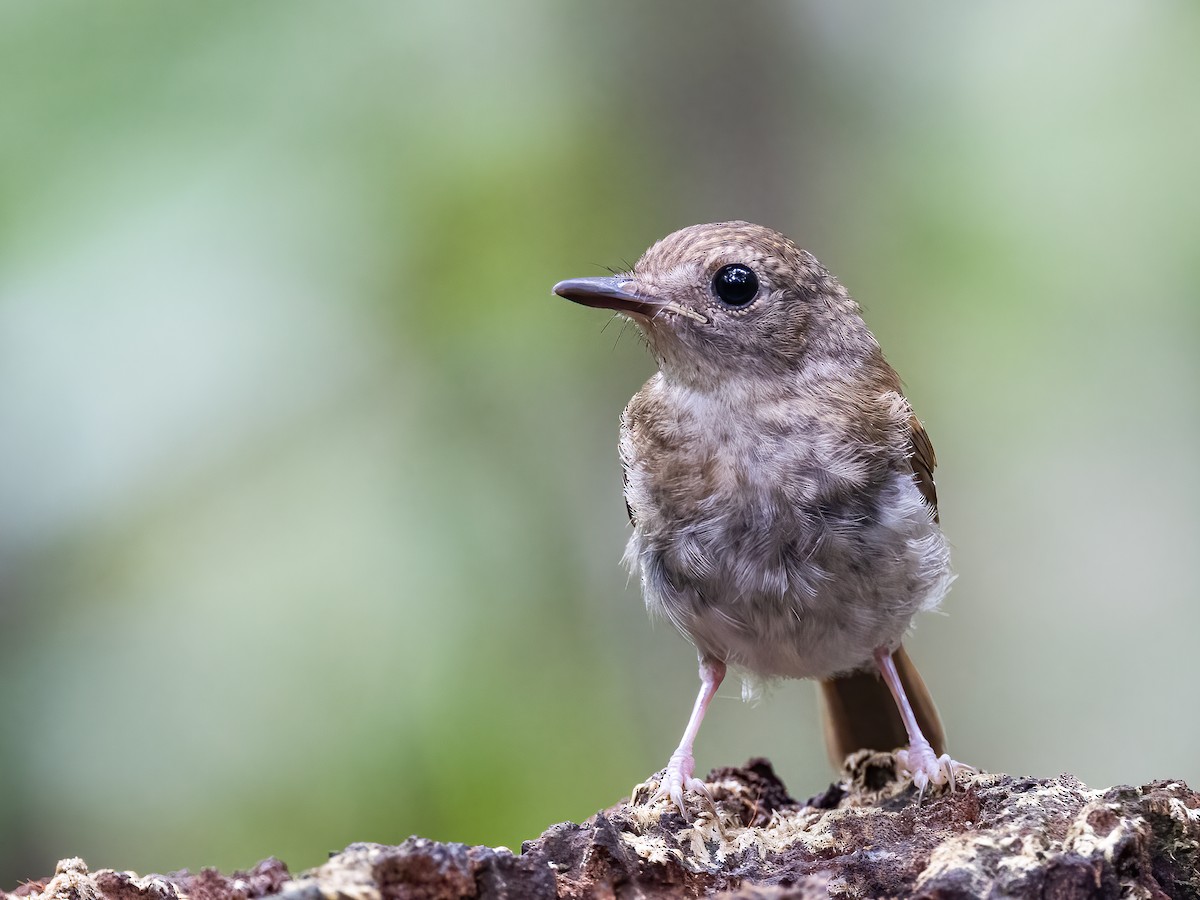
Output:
[
  {"xmin": 621, "ymin": 373, "xmax": 899, "ymax": 547},
  {"xmin": 619, "ymin": 373, "xmax": 951, "ymax": 680}
]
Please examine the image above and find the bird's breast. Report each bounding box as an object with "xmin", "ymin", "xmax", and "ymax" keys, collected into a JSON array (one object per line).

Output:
[{"xmin": 622, "ymin": 381, "xmax": 881, "ymax": 549}]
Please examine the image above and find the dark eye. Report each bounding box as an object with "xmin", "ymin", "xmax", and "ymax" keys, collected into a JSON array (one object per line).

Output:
[{"xmin": 712, "ymin": 264, "xmax": 759, "ymax": 308}]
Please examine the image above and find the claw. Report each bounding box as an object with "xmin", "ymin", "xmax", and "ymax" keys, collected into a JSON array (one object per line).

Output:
[
  {"xmin": 636, "ymin": 752, "xmax": 715, "ymax": 819},
  {"xmin": 896, "ymin": 740, "xmax": 975, "ymax": 801}
]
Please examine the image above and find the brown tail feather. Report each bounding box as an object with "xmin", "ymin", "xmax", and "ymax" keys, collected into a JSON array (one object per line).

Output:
[{"xmin": 818, "ymin": 644, "xmax": 945, "ymax": 768}]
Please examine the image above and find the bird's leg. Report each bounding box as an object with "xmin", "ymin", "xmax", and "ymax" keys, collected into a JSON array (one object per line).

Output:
[
  {"xmin": 646, "ymin": 655, "xmax": 725, "ymax": 817},
  {"xmin": 874, "ymin": 646, "xmax": 973, "ymax": 799}
]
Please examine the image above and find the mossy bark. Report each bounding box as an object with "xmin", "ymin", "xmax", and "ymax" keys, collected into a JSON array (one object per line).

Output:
[{"xmin": 6, "ymin": 755, "xmax": 1198, "ymax": 899}]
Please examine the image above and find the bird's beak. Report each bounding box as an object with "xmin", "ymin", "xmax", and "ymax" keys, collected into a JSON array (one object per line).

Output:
[{"xmin": 552, "ymin": 276, "xmax": 666, "ymax": 319}]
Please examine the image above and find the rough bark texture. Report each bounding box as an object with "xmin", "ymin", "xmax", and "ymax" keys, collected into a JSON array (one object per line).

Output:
[{"xmin": 6, "ymin": 754, "xmax": 1199, "ymax": 899}]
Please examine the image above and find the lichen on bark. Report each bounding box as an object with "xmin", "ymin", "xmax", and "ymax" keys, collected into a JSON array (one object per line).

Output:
[{"xmin": 6, "ymin": 755, "xmax": 1198, "ymax": 899}]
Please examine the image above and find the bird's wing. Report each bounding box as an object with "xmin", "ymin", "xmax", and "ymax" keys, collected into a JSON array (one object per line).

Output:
[
  {"xmin": 907, "ymin": 414, "xmax": 939, "ymax": 522},
  {"xmin": 621, "ymin": 456, "xmax": 636, "ymax": 526}
]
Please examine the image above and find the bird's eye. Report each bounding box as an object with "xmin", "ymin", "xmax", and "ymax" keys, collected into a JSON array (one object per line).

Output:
[{"xmin": 712, "ymin": 264, "xmax": 759, "ymax": 308}]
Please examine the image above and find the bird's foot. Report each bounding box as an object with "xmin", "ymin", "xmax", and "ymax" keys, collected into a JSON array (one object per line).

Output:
[
  {"xmin": 632, "ymin": 751, "xmax": 714, "ymax": 819},
  {"xmin": 895, "ymin": 739, "xmax": 975, "ymax": 801}
]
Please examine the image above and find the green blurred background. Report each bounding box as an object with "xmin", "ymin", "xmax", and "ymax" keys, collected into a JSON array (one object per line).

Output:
[{"xmin": 1, "ymin": 0, "xmax": 1197, "ymax": 886}]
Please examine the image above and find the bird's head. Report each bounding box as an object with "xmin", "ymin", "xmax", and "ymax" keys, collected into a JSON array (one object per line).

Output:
[{"xmin": 554, "ymin": 221, "xmax": 870, "ymax": 389}]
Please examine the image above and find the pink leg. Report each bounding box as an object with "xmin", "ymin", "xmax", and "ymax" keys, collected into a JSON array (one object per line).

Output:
[
  {"xmin": 874, "ymin": 647, "xmax": 971, "ymax": 798},
  {"xmin": 651, "ymin": 656, "xmax": 726, "ymax": 816}
]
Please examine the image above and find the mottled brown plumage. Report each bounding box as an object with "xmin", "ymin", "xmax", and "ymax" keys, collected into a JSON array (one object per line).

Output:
[{"xmin": 554, "ymin": 222, "xmax": 970, "ymax": 812}]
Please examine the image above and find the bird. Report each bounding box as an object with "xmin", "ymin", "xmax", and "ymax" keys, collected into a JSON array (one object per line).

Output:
[{"xmin": 553, "ymin": 221, "xmax": 971, "ymax": 814}]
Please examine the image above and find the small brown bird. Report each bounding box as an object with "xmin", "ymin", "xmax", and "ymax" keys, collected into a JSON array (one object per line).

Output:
[{"xmin": 554, "ymin": 222, "xmax": 970, "ymax": 812}]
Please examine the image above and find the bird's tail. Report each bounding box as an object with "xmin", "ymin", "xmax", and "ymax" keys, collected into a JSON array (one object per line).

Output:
[{"xmin": 818, "ymin": 644, "xmax": 945, "ymax": 768}]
